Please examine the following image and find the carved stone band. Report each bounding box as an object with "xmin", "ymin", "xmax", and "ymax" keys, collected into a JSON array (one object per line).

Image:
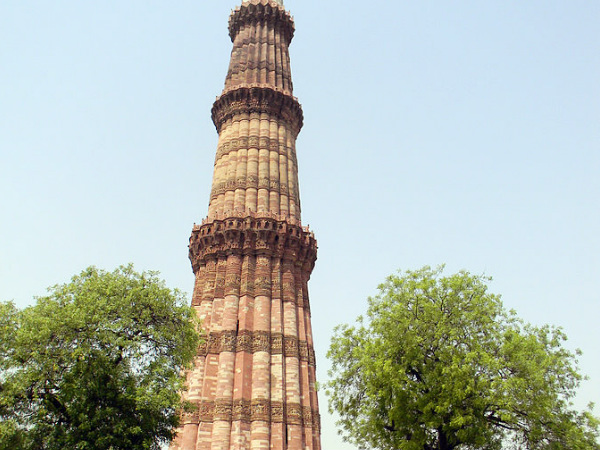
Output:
[
  {"xmin": 197, "ymin": 330, "xmax": 317, "ymax": 366},
  {"xmin": 228, "ymin": 0, "xmax": 295, "ymax": 45},
  {"xmin": 194, "ymin": 279, "xmax": 311, "ymax": 311},
  {"xmin": 215, "ymin": 137, "xmax": 298, "ymax": 165},
  {"xmin": 183, "ymin": 399, "xmax": 321, "ymax": 431},
  {"xmin": 210, "ymin": 179, "xmax": 298, "ymax": 203},
  {"xmin": 189, "ymin": 216, "xmax": 317, "ymax": 274},
  {"xmin": 211, "ymin": 86, "xmax": 303, "ymax": 136}
]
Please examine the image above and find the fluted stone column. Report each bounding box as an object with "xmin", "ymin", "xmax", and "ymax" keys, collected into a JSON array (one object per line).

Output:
[{"xmin": 170, "ymin": 1, "xmax": 321, "ymax": 449}]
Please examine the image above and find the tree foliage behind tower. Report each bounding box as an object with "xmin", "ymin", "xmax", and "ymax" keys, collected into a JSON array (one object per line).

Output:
[
  {"xmin": 327, "ymin": 266, "xmax": 599, "ymax": 450},
  {"xmin": 0, "ymin": 265, "xmax": 200, "ymax": 450}
]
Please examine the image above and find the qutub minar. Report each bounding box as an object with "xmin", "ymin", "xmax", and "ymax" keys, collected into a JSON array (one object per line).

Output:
[{"xmin": 170, "ymin": 0, "xmax": 321, "ymax": 449}]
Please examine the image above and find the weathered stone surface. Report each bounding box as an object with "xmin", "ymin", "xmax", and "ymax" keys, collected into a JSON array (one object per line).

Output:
[{"xmin": 170, "ymin": 1, "xmax": 321, "ymax": 449}]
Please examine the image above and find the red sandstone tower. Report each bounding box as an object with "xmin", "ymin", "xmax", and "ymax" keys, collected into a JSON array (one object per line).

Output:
[{"xmin": 170, "ymin": 1, "xmax": 321, "ymax": 449}]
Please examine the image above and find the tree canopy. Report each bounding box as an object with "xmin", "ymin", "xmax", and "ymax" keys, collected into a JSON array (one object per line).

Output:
[
  {"xmin": 327, "ymin": 266, "xmax": 599, "ymax": 450},
  {"xmin": 0, "ymin": 265, "xmax": 200, "ymax": 450}
]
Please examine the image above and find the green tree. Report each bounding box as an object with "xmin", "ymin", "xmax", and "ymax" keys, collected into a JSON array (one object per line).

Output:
[
  {"xmin": 327, "ymin": 266, "xmax": 599, "ymax": 450},
  {"xmin": 0, "ymin": 265, "xmax": 200, "ymax": 450}
]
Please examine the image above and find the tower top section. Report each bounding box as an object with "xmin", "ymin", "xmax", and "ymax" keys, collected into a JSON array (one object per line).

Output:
[
  {"xmin": 228, "ymin": 0, "xmax": 295, "ymax": 45},
  {"xmin": 204, "ymin": 0, "xmax": 305, "ymax": 222},
  {"xmin": 223, "ymin": 0, "xmax": 296, "ymax": 96},
  {"xmin": 212, "ymin": 0, "xmax": 302, "ymax": 136}
]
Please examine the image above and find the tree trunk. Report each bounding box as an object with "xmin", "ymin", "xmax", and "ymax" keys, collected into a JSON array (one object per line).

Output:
[{"xmin": 437, "ymin": 426, "xmax": 454, "ymax": 450}]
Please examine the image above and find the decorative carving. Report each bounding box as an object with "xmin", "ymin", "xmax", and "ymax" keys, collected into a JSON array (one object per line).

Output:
[
  {"xmin": 302, "ymin": 406, "xmax": 313, "ymax": 427},
  {"xmin": 189, "ymin": 216, "xmax": 317, "ymax": 275},
  {"xmin": 283, "ymin": 335, "xmax": 299, "ymax": 357},
  {"xmin": 211, "ymin": 86, "xmax": 303, "ymax": 136},
  {"xmin": 286, "ymin": 403, "xmax": 303, "ymax": 425},
  {"xmin": 258, "ymin": 177, "xmax": 270, "ymax": 189},
  {"xmin": 192, "ymin": 399, "xmax": 318, "ymax": 426},
  {"xmin": 210, "ymin": 178, "xmax": 296, "ymax": 200},
  {"xmin": 298, "ymin": 341, "xmax": 309, "ymax": 361},
  {"xmin": 228, "ymin": 1, "xmax": 295, "ymax": 45},
  {"xmin": 199, "ymin": 401, "xmax": 215, "ymax": 422},
  {"xmin": 243, "ymin": 280, "xmax": 255, "ymax": 295},
  {"xmin": 308, "ymin": 348, "xmax": 316, "ymax": 367},
  {"xmin": 271, "ymin": 333, "xmax": 283, "ymax": 354},
  {"xmin": 214, "ymin": 399, "xmax": 233, "ymax": 421},
  {"xmin": 271, "ymin": 401, "xmax": 284, "ymax": 422},
  {"xmin": 232, "ymin": 399, "xmax": 251, "ymax": 421},
  {"xmin": 281, "ymin": 281, "xmax": 295, "ymax": 298},
  {"xmin": 255, "ymin": 276, "xmax": 271, "ymax": 294},
  {"xmin": 236, "ymin": 330, "xmax": 252, "ymax": 353},
  {"xmin": 252, "ymin": 330, "xmax": 270, "ymax": 353},
  {"xmin": 196, "ymin": 330, "xmax": 315, "ymax": 367},
  {"xmin": 207, "ymin": 333, "xmax": 221, "ymax": 354},
  {"xmin": 224, "ymin": 274, "xmax": 241, "ymax": 295},
  {"xmin": 313, "ymin": 411, "xmax": 321, "ymax": 432},
  {"xmin": 248, "ymin": 136, "xmax": 260, "ymax": 147},
  {"xmin": 197, "ymin": 210, "xmax": 306, "ymax": 228},
  {"xmin": 251, "ymin": 398, "xmax": 270, "ymax": 422},
  {"xmin": 221, "ymin": 330, "xmax": 237, "ymax": 352},
  {"xmin": 181, "ymin": 410, "xmax": 200, "ymax": 424}
]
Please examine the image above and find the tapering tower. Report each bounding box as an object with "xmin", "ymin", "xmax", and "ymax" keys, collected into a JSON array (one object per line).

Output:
[{"xmin": 170, "ymin": 1, "xmax": 321, "ymax": 449}]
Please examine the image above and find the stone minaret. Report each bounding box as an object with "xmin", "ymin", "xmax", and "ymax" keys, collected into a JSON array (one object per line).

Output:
[{"xmin": 170, "ymin": 1, "xmax": 321, "ymax": 449}]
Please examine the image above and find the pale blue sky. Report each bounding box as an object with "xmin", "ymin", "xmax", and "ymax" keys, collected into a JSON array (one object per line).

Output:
[{"xmin": 1, "ymin": 1, "xmax": 599, "ymax": 449}]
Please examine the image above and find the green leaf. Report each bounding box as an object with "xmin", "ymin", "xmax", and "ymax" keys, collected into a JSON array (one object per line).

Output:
[
  {"xmin": 0, "ymin": 265, "xmax": 202, "ymax": 450},
  {"xmin": 326, "ymin": 265, "xmax": 599, "ymax": 450}
]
